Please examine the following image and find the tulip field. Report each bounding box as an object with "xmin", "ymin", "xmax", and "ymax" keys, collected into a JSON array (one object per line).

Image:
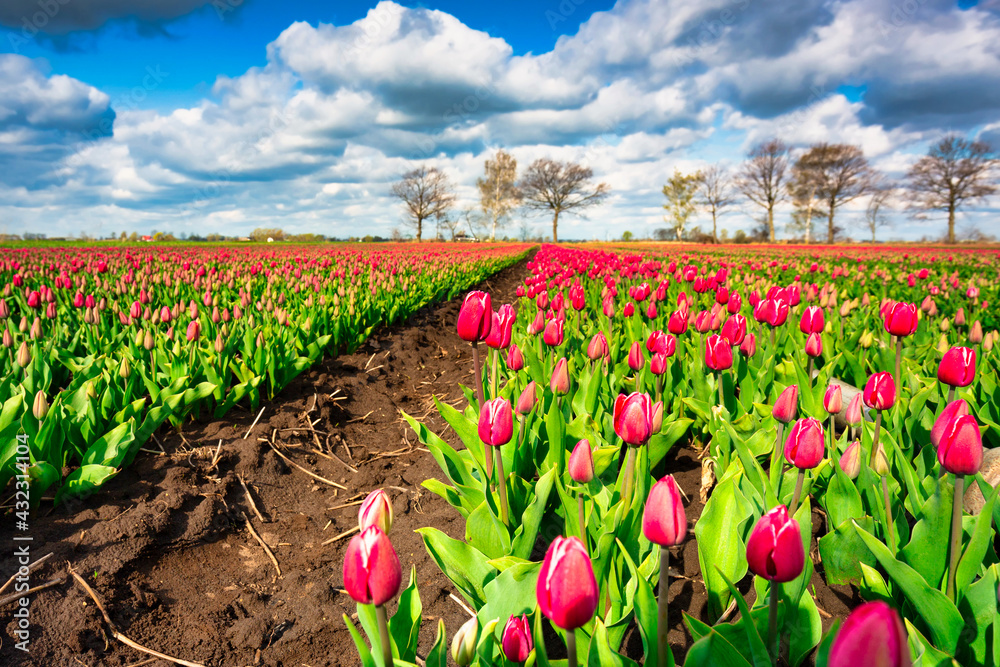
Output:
[{"xmin": 2, "ymin": 241, "xmax": 1000, "ymax": 667}]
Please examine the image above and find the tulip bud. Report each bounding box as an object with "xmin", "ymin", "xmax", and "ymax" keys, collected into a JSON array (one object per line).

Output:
[
  {"xmin": 938, "ymin": 346, "xmax": 975, "ymax": 387},
  {"xmin": 186, "ymin": 320, "xmax": 201, "ymax": 342},
  {"xmin": 515, "ymin": 381, "xmax": 537, "ymax": 416},
  {"xmin": 784, "ymin": 418, "xmax": 825, "ymax": 469},
  {"xmin": 934, "ymin": 403, "xmax": 982, "ymax": 476},
  {"xmin": 627, "ymin": 340, "xmax": 645, "ymax": 371},
  {"xmin": 772, "ymin": 385, "xmax": 798, "ymax": 423},
  {"xmin": 954, "ymin": 307, "xmax": 966, "ymax": 327},
  {"xmin": 839, "ymin": 441, "xmax": 861, "ymax": 479},
  {"xmin": 824, "ymin": 384, "xmax": 843, "ymax": 415},
  {"xmin": 642, "ymin": 475, "xmax": 686, "ymax": 546},
  {"xmin": 939, "ymin": 317, "xmax": 950, "ymax": 332},
  {"xmin": 970, "ymin": 320, "xmax": 983, "ymax": 344},
  {"xmin": 451, "ymin": 617, "xmax": 478, "ymax": 667},
  {"xmin": 501, "ymin": 615, "xmax": 533, "ymax": 663},
  {"xmin": 2, "ymin": 329, "xmax": 11, "ymax": 348},
  {"xmin": 873, "ymin": 443, "xmax": 890, "ymax": 476},
  {"xmin": 119, "ymin": 357, "xmax": 131, "ymax": 379},
  {"xmin": 705, "ymin": 334, "xmax": 733, "ymax": 371},
  {"xmin": 32, "ymin": 390, "xmax": 49, "ymax": 420},
  {"xmin": 457, "ymin": 291, "xmax": 492, "ymax": 342},
  {"xmin": 358, "ymin": 489, "xmax": 393, "ymax": 534},
  {"xmin": 650, "ymin": 352, "xmax": 667, "ymax": 375},
  {"xmin": 844, "ymin": 392, "xmax": 863, "ymax": 426},
  {"xmin": 342, "ymin": 526, "xmax": 402, "ymax": 606},
  {"xmin": 568, "ymin": 439, "xmax": 595, "ymax": 483},
  {"xmin": 143, "ymin": 330, "xmax": 155, "ymax": 351},
  {"xmin": 883, "ymin": 302, "xmax": 918, "ymax": 337},
  {"xmin": 479, "ymin": 398, "xmax": 514, "ymax": 446},
  {"xmin": 828, "ymin": 601, "xmax": 910, "ymax": 667},
  {"xmin": 506, "ymin": 344, "xmax": 524, "ymax": 371},
  {"xmin": 550, "ymin": 357, "xmax": 570, "ymax": 395},
  {"xmin": 805, "ymin": 332, "xmax": 822, "ymax": 358},
  {"xmin": 863, "ymin": 372, "xmax": 896, "ymax": 411},
  {"xmin": 746, "ymin": 505, "xmax": 804, "ymax": 583},
  {"xmin": 800, "ymin": 305, "xmax": 825, "ymax": 334},
  {"xmin": 739, "ymin": 333, "xmax": 756, "ymax": 357},
  {"xmin": 613, "ymin": 392, "xmax": 654, "ymax": 446},
  {"xmin": 859, "ymin": 330, "xmax": 873, "ymax": 348},
  {"xmin": 15, "ymin": 341, "xmax": 31, "ymax": 368},
  {"xmin": 214, "ymin": 333, "xmax": 224, "ymax": 354},
  {"xmin": 543, "ymin": 318, "xmax": 565, "ymax": 347},
  {"xmin": 536, "ymin": 536, "xmax": 598, "ymax": 630},
  {"xmin": 587, "ymin": 332, "xmax": 609, "ymax": 360},
  {"xmin": 134, "ymin": 329, "xmax": 145, "ymax": 347}
]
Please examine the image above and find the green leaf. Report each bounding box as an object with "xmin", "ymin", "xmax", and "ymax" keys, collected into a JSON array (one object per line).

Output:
[
  {"xmin": 54, "ymin": 464, "xmax": 119, "ymax": 505},
  {"xmin": 543, "ymin": 400, "xmax": 566, "ymax": 473},
  {"xmin": 696, "ymin": 475, "xmax": 753, "ymax": 621},
  {"xmin": 719, "ymin": 569, "xmax": 771, "ymax": 667},
  {"xmin": 901, "ymin": 483, "xmax": 952, "ymax": 592},
  {"xmin": 905, "ymin": 619, "xmax": 958, "ymax": 667},
  {"xmin": 956, "ymin": 484, "xmax": 998, "ymax": 599},
  {"xmin": 343, "ymin": 614, "xmax": 376, "ymax": 667},
  {"xmin": 824, "ymin": 462, "xmax": 864, "ymax": 529},
  {"xmin": 587, "ymin": 619, "xmax": 639, "ymax": 667},
  {"xmin": 511, "ymin": 468, "xmax": 555, "ymax": 560},
  {"xmin": 817, "ymin": 517, "xmax": 877, "ymax": 587},
  {"xmin": 425, "ymin": 619, "xmax": 448, "ymax": 667},
  {"xmin": 80, "ymin": 420, "xmax": 136, "ymax": 467},
  {"xmin": 416, "ymin": 527, "xmax": 494, "ymax": 608},
  {"xmin": 683, "ymin": 628, "xmax": 755, "ymax": 667},
  {"xmin": 787, "ymin": 590, "xmax": 822, "ymax": 667},
  {"xmin": 388, "ymin": 567, "xmax": 421, "ymax": 661},
  {"xmin": 854, "ymin": 521, "xmax": 964, "ymax": 653},
  {"xmin": 620, "ymin": 542, "xmax": 669, "ymax": 667},
  {"xmin": 477, "ymin": 561, "xmax": 540, "ymax": 631},
  {"xmin": 648, "ymin": 418, "xmax": 693, "ymax": 468},
  {"xmin": 814, "ymin": 620, "xmax": 840, "ymax": 667}
]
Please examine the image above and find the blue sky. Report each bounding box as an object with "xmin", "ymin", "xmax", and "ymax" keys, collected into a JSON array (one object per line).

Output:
[{"xmin": 1, "ymin": 0, "xmax": 998, "ymax": 241}]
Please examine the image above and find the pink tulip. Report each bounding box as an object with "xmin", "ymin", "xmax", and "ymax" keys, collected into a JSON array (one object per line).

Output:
[
  {"xmin": 506, "ymin": 344, "xmax": 524, "ymax": 371},
  {"xmin": 883, "ymin": 302, "xmax": 918, "ymax": 337},
  {"xmin": 934, "ymin": 405, "xmax": 983, "ymax": 476},
  {"xmin": 501, "ymin": 615, "xmax": 533, "ymax": 663},
  {"xmin": 824, "ymin": 384, "xmax": 843, "ymax": 415},
  {"xmin": 840, "ymin": 441, "xmax": 861, "ymax": 479},
  {"xmin": 784, "ymin": 418, "xmax": 825, "ymax": 469},
  {"xmin": 705, "ymin": 334, "xmax": 733, "ymax": 371},
  {"xmin": 799, "ymin": 305, "xmax": 825, "ymax": 334},
  {"xmin": 863, "ymin": 372, "xmax": 896, "ymax": 411},
  {"xmin": 515, "ymin": 381, "xmax": 537, "ymax": 416},
  {"xmin": 457, "ymin": 291, "xmax": 492, "ymax": 342},
  {"xmin": 479, "ymin": 398, "xmax": 514, "ymax": 446},
  {"xmin": 938, "ymin": 347, "xmax": 975, "ymax": 388},
  {"xmin": 805, "ymin": 332, "xmax": 822, "ymax": 358},
  {"xmin": 543, "ymin": 318, "xmax": 564, "ymax": 347},
  {"xmin": 627, "ymin": 340, "xmax": 645, "ymax": 371},
  {"xmin": 569, "ymin": 439, "xmax": 595, "ymax": 483},
  {"xmin": 746, "ymin": 505, "xmax": 804, "ymax": 583},
  {"xmin": 613, "ymin": 392, "xmax": 654, "ymax": 446},
  {"xmin": 536, "ymin": 536, "xmax": 598, "ymax": 630},
  {"xmin": 642, "ymin": 475, "xmax": 686, "ymax": 546},
  {"xmin": 358, "ymin": 489, "xmax": 393, "ymax": 534},
  {"xmin": 551, "ymin": 357, "xmax": 570, "ymax": 395},
  {"xmin": 772, "ymin": 385, "xmax": 798, "ymax": 423},
  {"xmin": 587, "ymin": 332, "xmax": 609, "ymax": 360},
  {"xmin": 342, "ymin": 526, "xmax": 402, "ymax": 606},
  {"xmin": 828, "ymin": 601, "xmax": 910, "ymax": 667}
]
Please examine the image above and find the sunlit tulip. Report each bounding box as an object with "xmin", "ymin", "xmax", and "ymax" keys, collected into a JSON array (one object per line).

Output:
[
  {"xmin": 536, "ymin": 536, "xmax": 598, "ymax": 631},
  {"xmin": 804, "ymin": 332, "xmax": 822, "ymax": 357},
  {"xmin": 451, "ymin": 617, "xmax": 478, "ymax": 667},
  {"xmin": 613, "ymin": 392, "xmax": 654, "ymax": 446},
  {"xmin": 882, "ymin": 302, "xmax": 918, "ymax": 337},
  {"xmin": 359, "ymin": 489, "xmax": 393, "ymax": 534},
  {"xmin": 342, "ymin": 526, "xmax": 402, "ymax": 606},
  {"xmin": 772, "ymin": 385, "xmax": 798, "ymax": 423},
  {"xmin": 478, "ymin": 398, "xmax": 514, "ymax": 446},
  {"xmin": 587, "ymin": 332, "xmax": 609, "ymax": 360},
  {"xmin": 506, "ymin": 344, "xmax": 524, "ymax": 371},
  {"xmin": 569, "ymin": 439, "xmax": 595, "ymax": 483},
  {"xmin": 828, "ymin": 601, "xmax": 910, "ymax": 667},
  {"xmin": 784, "ymin": 418, "xmax": 825, "ymax": 469},
  {"xmin": 746, "ymin": 505, "xmax": 804, "ymax": 583},
  {"xmin": 551, "ymin": 357, "xmax": 570, "ymax": 395},
  {"xmin": 824, "ymin": 384, "xmax": 843, "ymax": 415},
  {"xmin": 457, "ymin": 291, "xmax": 492, "ymax": 342},
  {"xmin": 627, "ymin": 340, "xmax": 644, "ymax": 371},
  {"xmin": 642, "ymin": 475, "xmax": 686, "ymax": 546},
  {"xmin": 501, "ymin": 615, "xmax": 533, "ymax": 663},
  {"xmin": 863, "ymin": 372, "xmax": 896, "ymax": 411},
  {"xmin": 938, "ymin": 346, "xmax": 975, "ymax": 387},
  {"xmin": 705, "ymin": 334, "xmax": 733, "ymax": 371},
  {"xmin": 839, "ymin": 441, "xmax": 861, "ymax": 479}
]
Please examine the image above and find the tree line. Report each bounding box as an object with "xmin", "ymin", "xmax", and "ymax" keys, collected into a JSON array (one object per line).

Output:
[{"xmin": 661, "ymin": 135, "xmax": 997, "ymax": 245}]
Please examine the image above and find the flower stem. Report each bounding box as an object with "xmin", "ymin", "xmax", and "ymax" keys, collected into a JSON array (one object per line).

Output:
[
  {"xmin": 578, "ymin": 493, "xmax": 587, "ymax": 552},
  {"xmin": 894, "ymin": 336, "xmax": 903, "ymax": 396},
  {"xmin": 491, "ymin": 348, "xmax": 499, "ymax": 400},
  {"xmin": 768, "ymin": 583, "xmax": 780, "ymax": 665},
  {"xmin": 376, "ymin": 604, "xmax": 393, "ymax": 667},
  {"xmin": 622, "ymin": 447, "xmax": 637, "ymax": 507},
  {"xmin": 882, "ymin": 476, "xmax": 896, "ymax": 552},
  {"xmin": 472, "ymin": 341, "xmax": 492, "ymax": 482},
  {"xmin": 496, "ymin": 447, "xmax": 509, "ymax": 526},
  {"xmin": 789, "ymin": 469, "xmax": 805, "ymax": 516},
  {"xmin": 658, "ymin": 547, "xmax": 671, "ymax": 667},
  {"xmin": 869, "ymin": 411, "xmax": 883, "ymax": 468},
  {"xmin": 566, "ymin": 628, "xmax": 578, "ymax": 667},
  {"xmin": 717, "ymin": 371, "xmax": 725, "ymax": 411},
  {"xmin": 769, "ymin": 423, "xmax": 785, "ymax": 505},
  {"xmin": 946, "ymin": 474, "xmax": 965, "ymax": 601}
]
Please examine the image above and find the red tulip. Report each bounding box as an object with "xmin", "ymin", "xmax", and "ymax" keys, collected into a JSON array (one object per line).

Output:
[
  {"xmin": 646, "ymin": 330, "xmax": 668, "ymax": 354},
  {"xmin": 479, "ymin": 398, "xmax": 514, "ymax": 446},
  {"xmin": 642, "ymin": 475, "xmax": 686, "ymax": 546},
  {"xmin": 485, "ymin": 304, "xmax": 516, "ymax": 349},
  {"xmin": 359, "ymin": 489, "xmax": 393, "ymax": 534},
  {"xmin": 934, "ymin": 405, "xmax": 982, "ymax": 475},
  {"xmin": 26, "ymin": 291, "xmax": 41, "ymax": 309},
  {"xmin": 587, "ymin": 332, "xmax": 609, "ymax": 360},
  {"xmin": 515, "ymin": 381, "xmax": 538, "ymax": 415},
  {"xmin": 667, "ymin": 310, "xmax": 688, "ymax": 335},
  {"xmin": 627, "ymin": 340, "xmax": 645, "ymax": 371},
  {"xmin": 784, "ymin": 418, "xmax": 825, "ymax": 469},
  {"xmin": 501, "ymin": 615, "xmax": 533, "ymax": 663},
  {"xmin": 721, "ymin": 314, "xmax": 747, "ymax": 346},
  {"xmin": 799, "ymin": 305, "xmax": 825, "ymax": 334},
  {"xmin": 613, "ymin": 392, "xmax": 654, "ymax": 446},
  {"xmin": 705, "ymin": 334, "xmax": 733, "ymax": 371},
  {"xmin": 938, "ymin": 346, "xmax": 975, "ymax": 388},
  {"xmin": 772, "ymin": 385, "xmax": 798, "ymax": 423},
  {"xmin": 739, "ymin": 333, "xmax": 756, "ymax": 357},
  {"xmin": 824, "ymin": 384, "xmax": 843, "ymax": 415},
  {"xmin": 543, "ymin": 318, "xmax": 564, "ymax": 347},
  {"xmin": 883, "ymin": 302, "xmax": 918, "ymax": 337},
  {"xmin": 623, "ymin": 302, "xmax": 635, "ymax": 317},
  {"xmin": 845, "ymin": 392, "xmax": 863, "ymax": 425},
  {"xmin": 650, "ymin": 352, "xmax": 668, "ymax": 376},
  {"xmin": 727, "ymin": 292, "xmax": 742, "ymax": 314},
  {"xmin": 342, "ymin": 526, "xmax": 402, "ymax": 606},
  {"xmin": 746, "ymin": 505, "xmax": 804, "ymax": 583},
  {"xmin": 457, "ymin": 291, "xmax": 492, "ymax": 342},
  {"xmin": 542, "ymin": 355, "xmax": 567, "ymax": 394},
  {"xmin": 506, "ymin": 344, "xmax": 524, "ymax": 371},
  {"xmin": 569, "ymin": 439, "xmax": 595, "ymax": 483},
  {"xmin": 536, "ymin": 536, "xmax": 598, "ymax": 630},
  {"xmin": 805, "ymin": 332, "xmax": 822, "ymax": 358},
  {"xmin": 828, "ymin": 601, "xmax": 910, "ymax": 667},
  {"xmin": 863, "ymin": 372, "xmax": 896, "ymax": 411}
]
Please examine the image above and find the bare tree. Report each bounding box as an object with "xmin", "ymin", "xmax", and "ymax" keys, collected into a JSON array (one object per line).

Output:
[
  {"xmin": 793, "ymin": 143, "xmax": 875, "ymax": 243},
  {"xmin": 477, "ymin": 149, "xmax": 521, "ymax": 242},
  {"xmin": 697, "ymin": 165, "xmax": 734, "ymax": 243},
  {"xmin": 864, "ymin": 178, "xmax": 895, "ymax": 243},
  {"xmin": 735, "ymin": 139, "xmax": 789, "ymax": 242},
  {"xmin": 662, "ymin": 170, "xmax": 702, "ymax": 241},
  {"xmin": 906, "ymin": 135, "xmax": 997, "ymax": 244},
  {"xmin": 788, "ymin": 160, "xmax": 824, "ymax": 243},
  {"xmin": 391, "ymin": 166, "xmax": 456, "ymax": 242},
  {"xmin": 519, "ymin": 158, "xmax": 610, "ymax": 242}
]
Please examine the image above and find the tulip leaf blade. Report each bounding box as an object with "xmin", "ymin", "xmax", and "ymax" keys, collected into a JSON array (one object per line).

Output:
[
  {"xmin": 817, "ymin": 517, "xmax": 878, "ymax": 587},
  {"xmin": 718, "ymin": 568, "xmax": 770, "ymax": 667},
  {"xmin": 854, "ymin": 521, "xmax": 963, "ymax": 653},
  {"xmin": 476, "ymin": 561, "xmax": 540, "ymax": 636},
  {"xmin": 342, "ymin": 613, "xmax": 376, "ymax": 667},
  {"xmin": 388, "ymin": 566, "xmax": 422, "ymax": 662},
  {"xmin": 956, "ymin": 484, "xmax": 998, "ymax": 600},
  {"xmin": 648, "ymin": 418, "xmax": 693, "ymax": 469},
  {"xmin": 618, "ymin": 540, "xmax": 665, "ymax": 667},
  {"xmin": 695, "ymin": 475, "xmax": 752, "ymax": 621},
  {"xmin": 425, "ymin": 619, "xmax": 447, "ymax": 667},
  {"xmin": 901, "ymin": 481, "xmax": 952, "ymax": 592},
  {"xmin": 956, "ymin": 563, "xmax": 998, "ymax": 666},
  {"xmin": 511, "ymin": 468, "xmax": 556, "ymax": 560},
  {"xmin": 586, "ymin": 618, "xmax": 639, "ymax": 667},
  {"xmin": 416, "ymin": 527, "xmax": 493, "ymax": 609},
  {"xmin": 53, "ymin": 464, "xmax": 118, "ymax": 506},
  {"xmin": 684, "ymin": 627, "xmax": 754, "ymax": 667},
  {"xmin": 904, "ymin": 619, "xmax": 960, "ymax": 667}
]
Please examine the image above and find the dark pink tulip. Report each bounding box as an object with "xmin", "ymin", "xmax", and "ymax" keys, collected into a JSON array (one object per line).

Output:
[
  {"xmin": 642, "ymin": 475, "xmax": 686, "ymax": 546},
  {"xmin": 130, "ymin": 300, "xmax": 142, "ymax": 320},
  {"xmin": 931, "ymin": 400, "xmax": 969, "ymax": 448},
  {"xmin": 501, "ymin": 615, "xmax": 533, "ymax": 663},
  {"xmin": 934, "ymin": 405, "xmax": 982, "ymax": 475},
  {"xmin": 799, "ymin": 305, "xmax": 825, "ymax": 334},
  {"xmin": 26, "ymin": 291, "xmax": 41, "ymax": 308},
  {"xmin": 478, "ymin": 398, "xmax": 513, "ymax": 446},
  {"xmin": 772, "ymin": 385, "xmax": 799, "ymax": 423},
  {"xmin": 727, "ymin": 292, "xmax": 742, "ymax": 314},
  {"xmin": 627, "ymin": 340, "xmax": 645, "ymax": 371},
  {"xmin": 784, "ymin": 418, "xmax": 825, "ymax": 469},
  {"xmin": 646, "ymin": 330, "xmax": 668, "ymax": 354},
  {"xmin": 613, "ymin": 392, "xmax": 654, "ymax": 446},
  {"xmin": 515, "ymin": 381, "xmax": 538, "ymax": 416},
  {"xmin": 667, "ymin": 310, "xmax": 688, "ymax": 335},
  {"xmin": 938, "ymin": 346, "xmax": 975, "ymax": 388},
  {"xmin": 506, "ymin": 344, "xmax": 524, "ymax": 371},
  {"xmin": 569, "ymin": 439, "xmax": 595, "ymax": 483},
  {"xmin": 652, "ymin": 400, "xmax": 664, "ymax": 433},
  {"xmin": 721, "ymin": 314, "xmax": 747, "ymax": 346},
  {"xmin": 342, "ymin": 526, "xmax": 402, "ymax": 606},
  {"xmin": 883, "ymin": 302, "xmax": 918, "ymax": 337},
  {"xmin": 824, "ymin": 384, "xmax": 843, "ymax": 415},
  {"xmin": 746, "ymin": 505, "xmax": 804, "ymax": 583},
  {"xmin": 587, "ymin": 332, "xmax": 609, "ymax": 360},
  {"xmin": 536, "ymin": 536, "xmax": 598, "ymax": 630},
  {"xmin": 739, "ymin": 333, "xmax": 757, "ymax": 357},
  {"xmin": 650, "ymin": 352, "xmax": 667, "ymax": 376},
  {"xmin": 543, "ymin": 317, "xmax": 564, "ymax": 347},
  {"xmin": 805, "ymin": 332, "xmax": 822, "ymax": 358},
  {"xmin": 828, "ymin": 601, "xmax": 910, "ymax": 667},
  {"xmin": 623, "ymin": 302, "xmax": 635, "ymax": 317},
  {"xmin": 457, "ymin": 291, "xmax": 492, "ymax": 342},
  {"xmin": 358, "ymin": 489, "xmax": 393, "ymax": 534},
  {"xmin": 845, "ymin": 392, "xmax": 863, "ymax": 425},
  {"xmin": 551, "ymin": 357, "xmax": 570, "ymax": 395},
  {"xmin": 528, "ymin": 309, "xmax": 544, "ymax": 335},
  {"xmin": 705, "ymin": 334, "xmax": 733, "ymax": 371},
  {"xmin": 186, "ymin": 320, "xmax": 200, "ymax": 342},
  {"xmin": 72, "ymin": 293, "xmax": 84, "ymax": 308},
  {"xmin": 863, "ymin": 372, "xmax": 896, "ymax": 411}
]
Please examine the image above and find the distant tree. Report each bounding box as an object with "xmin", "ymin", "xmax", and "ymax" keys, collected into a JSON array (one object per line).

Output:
[
  {"xmin": 250, "ymin": 228, "xmax": 285, "ymax": 242},
  {"xmin": 622, "ymin": 230, "xmax": 634, "ymax": 242},
  {"xmin": 662, "ymin": 170, "xmax": 702, "ymax": 241},
  {"xmin": 788, "ymin": 159, "xmax": 824, "ymax": 243},
  {"xmin": 906, "ymin": 135, "xmax": 998, "ymax": 244},
  {"xmin": 478, "ymin": 149, "xmax": 521, "ymax": 242},
  {"xmin": 653, "ymin": 228, "xmax": 672, "ymax": 241},
  {"xmin": 697, "ymin": 165, "xmax": 735, "ymax": 243},
  {"xmin": 735, "ymin": 139, "xmax": 789, "ymax": 242},
  {"xmin": 794, "ymin": 143, "xmax": 875, "ymax": 243},
  {"xmin": 519, "ymin": 158, "xmax": 610, "ymax": 242},
  {"xmin": 391, "ymin": 166, "xmax": 456, "ymax": 242},
  {"xmin": 864, "ymin": 178, "xmax": 895, "ymax": 243}
]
